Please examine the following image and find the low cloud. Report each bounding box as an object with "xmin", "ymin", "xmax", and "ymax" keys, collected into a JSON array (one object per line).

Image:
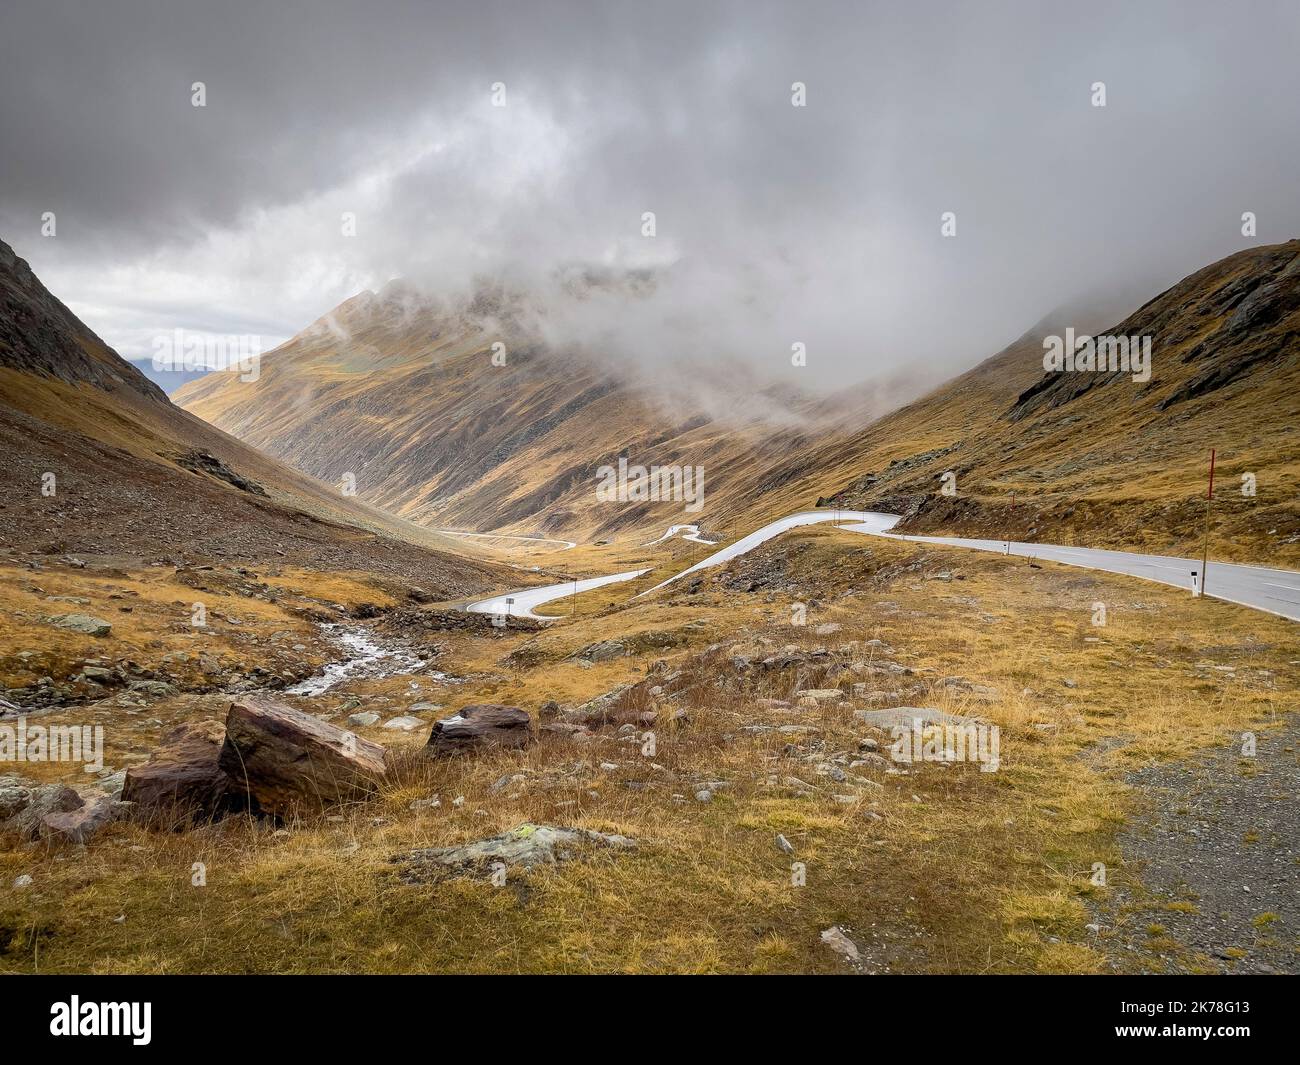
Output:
[{"xmin": 2, "ymin": 0, "xmax": 1298, "ymax": 399}]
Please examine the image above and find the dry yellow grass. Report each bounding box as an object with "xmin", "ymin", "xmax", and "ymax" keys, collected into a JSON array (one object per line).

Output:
[{"xmin": 2, "ymin": 528, "xmax": 1295, "ymax": 973}]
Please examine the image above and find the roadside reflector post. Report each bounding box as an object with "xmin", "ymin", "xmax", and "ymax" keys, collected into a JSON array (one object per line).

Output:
[
  {"xmin": 1201, "ymin": 449, "xmax": 1215, "ymax": 597},
  {"xmin": 1191, "ymin": 570, "xmax": 1199, "ymax": 596},
  {"xmin": 505, "ymin": 596, "xmax": 514, "ymax": 617}
]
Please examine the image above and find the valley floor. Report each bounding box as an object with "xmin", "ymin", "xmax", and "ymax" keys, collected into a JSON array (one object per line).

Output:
[{"xmin": 1, "ymin": 525, "xmax": 1296, "ymax": 973}]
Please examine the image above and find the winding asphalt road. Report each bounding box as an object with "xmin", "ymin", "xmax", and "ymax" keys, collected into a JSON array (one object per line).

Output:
[
  {"xmin": 465, "ymin": 568, "xmax": 649, "ymax": 620},
  {"xmin": 464, "ymin": 510, "xmax": 1300, "ymax": 622}
]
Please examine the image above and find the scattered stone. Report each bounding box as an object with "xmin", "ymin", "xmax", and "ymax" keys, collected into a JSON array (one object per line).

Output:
[
  {"xmin": 426, "ymin": 704, "xmax": 533, "ymax": 755},
  {"xmin": 796, "ymin": 689, "xmax": 842, "ymax": 703},
  {"xmin": 489, "ymin": 773, "xmax": 527, "ymax": 794},
  {"xmin": 4, "ymin": 782, "xmax": 83, "ymax": 840},
  {"xmin": 129, "ymin": 678, "xmax": 179, "ymax": 698},
  {"xmin": 695, "ymin": 789, "xmax": 713, "ymax": 803},
  {"xmin": 0, "ymin": 775, "xmax": 34, "ymax": 821},
  {"xmin": 382, "ymin": 716, "xmax": 422, "ymax": 731},
  {"xmin": 40, "ymin": 795, "xmax": 131, "ymax": 843},
  {"xmin": 12, "ymin": 874, "xmax": 33, "ymax": 890},
  {"xmin": 575, "ymin": 639, "xmax": 625, "ymax": 662},
  {"xmin": 775, "ymin": 833, "xmax": 794, "ymax": 854},
  {"xmin": 820, "ymin": 925, "xmax": 861, "ymax": 963},
  {"xmin": 540, "ymin": 721, "xmax": 592, "ymax": 740},
  {"xmin": 347, "ymin": 711, "xmax": 381, "ymax": 727},
  {"xmin": 568, "ymin": 684, "xmax": 634, "ymax": 727}
]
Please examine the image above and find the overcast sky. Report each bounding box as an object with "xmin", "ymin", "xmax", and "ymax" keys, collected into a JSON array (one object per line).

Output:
[{"xmin": 2, "ymin": 0, "xmax": 1298, "ymax": 393}]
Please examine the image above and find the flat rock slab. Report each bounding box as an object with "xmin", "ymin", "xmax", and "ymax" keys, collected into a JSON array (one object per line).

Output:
[
  {"xmin": 426, "ymin": 704, "xmax": 533, "ymax": 754},
  {"xmin": 122, "ymin": 719, "xmax": 239, "ymax": 821},
  {"xmin": 219, "ymin": 696, "xmax": 387, "ymax": 818},
  {"xmin": 797, "ymin": 689, "xmax": 844, "ymax": 702},
  {"xmin": 853, "ymin": 706, "xmax": 980, "ymax": 730},
  {"xmin": 394, "ymin": 823, "xmax": 634, "ymax": 881},
  {"xmin": 48, "ymin": 613, "xmax": 112, "ymax": 636}
]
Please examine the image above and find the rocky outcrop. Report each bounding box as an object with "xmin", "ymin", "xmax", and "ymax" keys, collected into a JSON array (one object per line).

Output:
[
  {"xmin": 0, "ymin": 237, "xmax": 168, "ymax": 399},
  {"xmin": 426, "ymin": 704, "xmax": 533, "ymax": 755},
  {"xmin": 175, "ymin": 450, "xmax": 268, "ymax": 497},
  {"xmin": 218, "ymin": 697, "xmax": 387, "ymax": 817}
]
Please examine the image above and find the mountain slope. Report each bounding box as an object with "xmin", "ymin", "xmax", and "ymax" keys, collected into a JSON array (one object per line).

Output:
[
  {"xmin": 0, "ymin": 237, "xmax": 505, "ymax": 594},
  {"xmin": 747, "ymin": 241, "xmax": 1300, "ymax": 565},
  {"xmin": 175, "ymin": 281, "xmax": 912, "ymax": 541},
  {"xmin": 176, "ymin": 241, "xmax": 1300, "ymax": 567}
]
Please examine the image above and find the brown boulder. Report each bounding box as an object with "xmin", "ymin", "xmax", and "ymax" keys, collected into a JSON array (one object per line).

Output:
[
  {"xmin": 426, "ymin": 704, "xmax": 533, "ymax": 755},
  {"xmin": 40, "ymin": 795, "xmax": 131, "ymax": 843},
  {"xmin": 122, "ymin": 719, "xmax": 238, "ymax": 822},
  {"xmin": 218, "ymin": 697, "xmax": 387, "ymax": 818}
]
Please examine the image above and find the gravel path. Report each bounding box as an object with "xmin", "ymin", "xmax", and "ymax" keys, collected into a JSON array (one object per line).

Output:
[{"xmin": 1098, "ymin": 714, "xmax": 1299, "ymax": 973}]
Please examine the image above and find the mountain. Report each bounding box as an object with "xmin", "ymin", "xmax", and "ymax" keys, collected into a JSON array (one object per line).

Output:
[
  {"xmin": 0, "ymin": 237, "xmax": 504, "ymax": 595},
  {"xmin": 174, "ymin": 279, "xmax": 915, "ymax": 541},
  {"xmin": 748, "ymin": 241, "xmax": 1300, "ymax": 565},
  {"xmin": 175, "ymin": 242, "xmax": 1300, "ymax": 567}
]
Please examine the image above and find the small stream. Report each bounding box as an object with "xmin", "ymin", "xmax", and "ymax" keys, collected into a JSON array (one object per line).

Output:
[{"xmin": 285, "ymin": 623, "xmax": 446, "ymax": 697}]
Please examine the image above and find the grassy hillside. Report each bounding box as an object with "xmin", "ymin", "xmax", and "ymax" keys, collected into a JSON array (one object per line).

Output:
[
  {"xmin": 738, "ymin": 241, "xmax": 1300, "ymax": 567},
  {"xmin": 173, "ymin": 282, "xmax": 907, "ymax": 542},
  {"xmin": 176, "ymin": 243, "xmax": 1300, "ymax": 567},
  {"xmin": 0, "ymin": 237, "xmax": 507, "ymax": 589}
]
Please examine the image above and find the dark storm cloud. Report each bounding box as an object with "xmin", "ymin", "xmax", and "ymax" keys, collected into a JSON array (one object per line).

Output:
[{"xmin": 1, "ymin": 0, "xmax": 1298, "ymax": 388}]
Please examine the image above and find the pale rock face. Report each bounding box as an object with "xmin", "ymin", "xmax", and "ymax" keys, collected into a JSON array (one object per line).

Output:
[
  {"xmin": 394, "ymin": 823, "xmax": 635, "ymax": 880},
  {"xmin": 820, "ymin": 926, "xmax": 861, "ymax": 963}
]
